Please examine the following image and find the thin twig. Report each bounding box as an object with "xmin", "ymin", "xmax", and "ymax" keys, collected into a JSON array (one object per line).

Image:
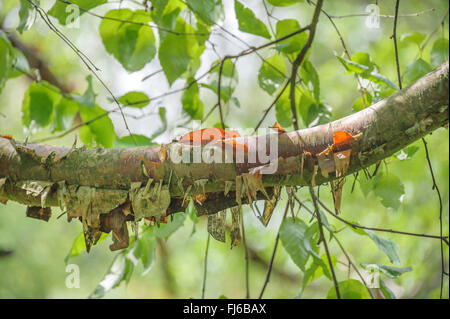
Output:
[
  {"xmin": 201, "ymin": 233, "xmax": 210, "ymax": 299},
  {"xmin": 258, "ymin": 201, "xmax": 289, "ymax": 299},
  {"xmin": 241, "ymin": 211, "xmax": 250, "ymax": 299},
  {"xmin": 309, "ymin": 186, "xmax": 341, "ymax": 299}
]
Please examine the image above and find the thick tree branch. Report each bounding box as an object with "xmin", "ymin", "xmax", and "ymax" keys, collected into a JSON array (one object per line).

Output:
[{"xmin": 0, "ymin": 62, "xmax": 448, "ymax": 214}]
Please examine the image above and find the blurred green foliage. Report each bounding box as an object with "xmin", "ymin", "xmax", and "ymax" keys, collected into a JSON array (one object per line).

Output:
[{"xmin": 0, "ymin": 0, "xmax": 448, "ymax": 299}]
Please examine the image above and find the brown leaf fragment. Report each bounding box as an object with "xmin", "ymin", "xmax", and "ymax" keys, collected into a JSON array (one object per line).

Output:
[
  {"xmin": 230, "ymin": 206, "xmax": 241, "ymax": 248},
  {"xmin": 26, "ymin": 206, "xmax": 51, "ymax": 222},
  {"xmin": 317, "ymin": 151, "xmax": 335, "ymax": 178},
  {"xmin": 100, "ymin": 204, "xmax": 131, "ymax": 251},
  {"xmin": 0, "ymin": 197, "xmax": 7, "ymax": 205},
  {"xmin": 207, "ymin": 210, "xmax": 227, "ymax": 242},
  {"xmin": 330, "ymin": 178, "xmax": 345, "ymax": 214},
  {"xmin": 334, "ymin": 149, "xmax": 352, "ymax": 177},
  {"xmin": 259, "ymin": 185, "xmax": 280, "ymax": 227}
]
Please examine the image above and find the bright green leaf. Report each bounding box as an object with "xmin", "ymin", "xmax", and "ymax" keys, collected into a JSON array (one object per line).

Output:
[
  {"xmin": 300, "ymin": 60, "xmax": 320, "ymax": 101},
  {"xmin": 275, "ymin": 19, "xmax": 308, "ymax": 55},
  {"xmin": 64, "ymin": 232, "xmax": 109, "ymax": 263},
  {"xmin": 234, "ymin": 0, "xmax": 271, "ymax": 39},
  {"xmin": 100, "ymin": 9, "xmax": 156, "ymax": 72},
  {"xmin": 51, "ymin": 97, "xmax": 79, "ymax": 132},
  {"xmin": 403, "ymin": 58, "xmax": 433, "ymax": 85},
  {"xmin": 430, "ymin": 38, "xmax": 449, "ymax": 67},
  {"xmin": 400, "ymin": 32, "xmax": 426, "ymax": 48},
  {"xmin": 17, "ymin": 0, "xmax": 38, "ymax": 33},
  {"xmin": 0, "ymin": 31, "xmax": 13, "ymax": 93},
  {"xmin": 22, "ymin": 81, "xmax": 62, "ymax": 129},
  {"xmin": 153, "ymin": 213, "xmax": 187, "ymax": 238},
  {"xmin": 267, "ymin": 0, "xmax": 304, "ymax": 6},
  {"xmin": 71, "ymin": 75, "xmax": 96, "ymax": 107},
  {"xmin": 327, "ymin": 279, "xmax": 371, "ymax": 299},
  {"xmin": 79, "ymin": 105, "xmax": 115, "ymax": 148},
  {"xmin": 257, "ymin": 55, "xmax": 286, "ymax": 95},
  {"xmin": 159, "ymin": 18, "xmax": 199, "ymax": 85},
  {"xmin": 48, "ymin": 0, "xmax": 106, "ymax": 25},
  {"xmin": 182, "ymin": 81, "xmax": 204, "ymax": 120},
  {"xmin": 187, "ymin": 0, "xmax": 223, "ymax": 26},
  {"xmin": 362, "ymin": 264, "xmax": 412, "ymax": 278},
  {"xmin": 118, "ymin": 91, "xmax": 150, "ymax": 108}
]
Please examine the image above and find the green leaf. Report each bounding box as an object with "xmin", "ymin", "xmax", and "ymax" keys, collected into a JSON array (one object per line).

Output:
[
  {"xmin": 79, "ymin": 105, "xmax": 115, "ymax": 148},
  {"xmin": 118, "ymin": 91, "xmax": 150, "ymax": 108},
  {"xmin": 258, "ymin": 55, "xmax": 286, "ymax": 95},
  {"xmin": 48, "ymin": 0, "xmax": 106, "ymax": 25},
  {"xmin": 65, "ymin": 232, "xmax": 109, "ymax": 264},
  {"xmin": 234, "ymin": 0, "xmax": 271, "ymax": 39},
  {"xmin": 430, "ymin": 38, "xmax": 449, "ymax": 67},
  {"xmin": 17, "ymin": 0, "xmax": 38, "ymax": 33},
  {"xmin": 0, "ymin": 31, "xmax": 13, "ymax": 94},
  {"xmin": 279, "ymin": 218, "xmax": 309, "ymax": 271},
  {"xmin": 187, "ymin": 0, "xmax": 223, "ymax": 26},
  {"xmin": 380, "ymin": 280, "xmax": 396, "ymax": 299},
  {"xmin": 365, "ymin": 230, "xmax": 401, "ymax": 265},
  {"xmin": 403, "ymin": 58, "xmax": 433, "ymax": 85},
  {"xmin": 133, "ymin": 230, "xmax": 157, "ymax": 275},
  {"xmin": 362, "ymin": 264, "xmax": 412, "ymax": 278},
  {"xmin": 336, "ymin": 55, "xmax": 398, "ymax": 90},
  {"xmin": 8, "ymin": 48, "xmax": 31, "ymax": 79},
  {"xmin": 203, "ymin": 59, "xmax": 239, "ymax": 103},
  {"xmin": 114, "ymin": 134, "xmax": 156, "ymax": 148},
  {"xmin": 267, "ymin": 0, "xmax": 304, "ymax": 6},
  {"xmin": 373, "ymin": 173, "xmax": 405, "ymax": 210},
  {"xmin": 275, "ymin": 87, "xmax": 292, "ymax": 127},
  {"xmin": 51, "ymin": 97, "xmax": 79, "ymax": 133},
  {"xmin": 400, "ymin": 32, "xmax": 426, "ymax": 48},
  {"xmin": 352, "ymin": 93, "xmax": 372, "ymax": 112},
  {"xmin": 100, "ymin": 9, "xmax": 156, "ymax": 72},
  {"xmin": 159, "ymin": 18, "xmax": 199, "ymax": 85},
  {"xmin": 153, "ymin": 213, "xmax": 187, "ymax": 238},
  {"xmin": 327, "ymin": 279, "xmax": 371, "ymax": 299},
  {"xmin": 72, "ymin": 75, "xmax": 96, "ymax": 107},
  {"xmin": 275, "ymin": 19, "xmax": 308, "ymax": 55},
  {"xmin": 22, "ymin": 81, "xmax": 62, "ymax": 129},
  {"xmin": 90, "ymin": 250, "xmax": 135, "ymax": 298},
  {"xmin": 300, "ymin": 60, "xmax": 320, "ymax": 101},
  {"xmin": 182, "ymin": 81, "xmax": 204, "ymax": 120}
]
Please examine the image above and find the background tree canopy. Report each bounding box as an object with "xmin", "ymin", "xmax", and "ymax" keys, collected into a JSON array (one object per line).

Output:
[{"xmin": 0, "ymin": 0, "xmax": 448, "ymax": 299}]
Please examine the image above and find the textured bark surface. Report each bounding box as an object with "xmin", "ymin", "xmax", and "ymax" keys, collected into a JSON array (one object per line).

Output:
[{"xmin": 0, "ymin": 62, "xmax": 449, "ymax": 213}]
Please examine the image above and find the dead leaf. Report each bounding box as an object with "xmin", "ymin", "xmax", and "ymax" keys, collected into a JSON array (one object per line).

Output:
[{"xmin": 26, "ymin": 206, "xmax": 51, "ymax": 222}]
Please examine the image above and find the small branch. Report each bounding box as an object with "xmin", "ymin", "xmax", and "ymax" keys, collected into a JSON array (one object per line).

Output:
[
  {"xmin": 309, "ymin": 186, "xmax": 340, "ymax": 299},
  {"xmin": 392, "ymin": 0, "xmax": 402, "ymax": 90},
  {"xmin": 201, "ymin": 233, "xmax": 210, "ymax": 299},
  {"xmin": 258, "ymin": 201, "xmax": 289, "ymax": 299},
  {"xmin": 241, "ymin": 211, "xmax": 250, "ymax": 299}
]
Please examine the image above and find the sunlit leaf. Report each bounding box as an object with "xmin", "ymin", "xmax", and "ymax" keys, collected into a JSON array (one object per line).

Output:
[
  {"xmin": 403, "ymin": 58, "xmax": 433, "ymax": 85},
  {"xmin": 267, "ymin": 0, "xmax": 304, "ymax": 6},
  {"xmin": 327, "ymin": 279, "xmax": 371, "ymax": 299},
  {"xmin": 79, "ymin": 105, "xmax": 115, "ymax": 148},
  {"xmin": 365, "ymin": 230, "xmax": 401, "ymax": 265},
  {"xmin": 17, "ymin": 0, "xmax": 38, "ymax": 33},
  {"xmin": 65, "ymin": 232, "xmax": 109, "ymax": 263},
  {"xmin": 257, "ymin": 55, "xmax": 286, "ymax": 95},
  {"xmin": 400, "ymin": 32, "xmax": 426, "ymax": 48},
  {"xmin": 49, "ymin": 0, "xmax": 106, "ymax": 26},
  {"xmin": 51, "ymin": 97, "xmax": 79, "ymax": 133},
  {"xmin": 159, "ymin": 18, "xmax": 199, "ymax": 85},
  {"xmin": 187, "ymin": 0, "xmax": 223, "ymax": 26},
  {"xmin": 118, "ymin": 91, "xmax": 150, "ymax": 109},
  {"xmin": 182, "ymin": 81, "xmax": 204, "ymax": 120},
  {"xmin": 100, "ymin": 9, "xmax": 156, "ymax": 72},
  {"xmin": 153, "ymin": 213, "xmax": 187, "ymax": 238},
  {"xmin": 22, "ymin": 81, "xmax": 62, "ymax": 129},
  {"xmin": 234, "ymin": 0, "xmax": 271, "ymax": 39},
  {"xmin": 430, "ymin": 38, "xmax": 449, "ymax": 67},
  {"xmin": 275, "ymin": 19, "xmax": 308, "ymax": 55},
  {"xmin": 0, "ymin": 31, "xmax": 13, "ymax": 94}
]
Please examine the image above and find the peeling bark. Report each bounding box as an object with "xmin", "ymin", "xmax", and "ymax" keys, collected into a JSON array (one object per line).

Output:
[{"xmin": 0, "ymin": 62, "xmax": 448, "ymax": 250}]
